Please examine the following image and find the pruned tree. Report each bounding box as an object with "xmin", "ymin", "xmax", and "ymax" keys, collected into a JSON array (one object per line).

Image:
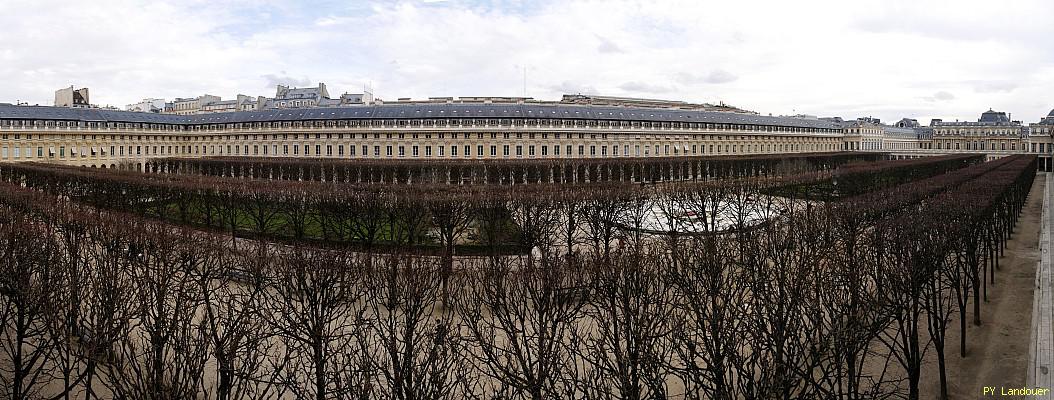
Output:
[
  {"xmin": 362, "ymin": 254, "xmax": 468, "ymax": 400},
  {"xmin": 260, "ymin": 246, "xmax": 371, "ymax": 400},
  {"xmin": 102, "ymin": 223, "xmax": 210, "ymax": 399},
  {"xmin": 0, "ymin": 211, "xmax": 66, "ymax": 400},
  {"xmin": 580, "ymin": 248, "xmax": 675, "ymax": 400},
  {"xmin": 457, "ymin": 255, "xmax": 589, "ymax": 399}
]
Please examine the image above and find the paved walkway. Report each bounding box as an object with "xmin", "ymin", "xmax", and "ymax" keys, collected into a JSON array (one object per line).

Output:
[{"xmin": 1029, "ymin": 171, "xmax": 1053, "ymax": 395}]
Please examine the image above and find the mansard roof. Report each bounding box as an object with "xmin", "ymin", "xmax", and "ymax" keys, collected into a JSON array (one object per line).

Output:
[
  {"xmin": 0, "ymin": 105, "xmax": 185, "ymax": 124},
  {"xmin": 979, "ymin": 109, "xmax": 1010, "ymax": 123},
  {"xmin": 0, "ymin": 103, "xmax": 840, "ymax": 129}
]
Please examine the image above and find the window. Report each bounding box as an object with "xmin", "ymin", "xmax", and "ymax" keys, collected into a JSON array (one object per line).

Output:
[
  {"xmin": 490, "ymin": 145, "xmax": 496, "ymax": 156},
  {"xmin": 503, "ymin": 145, "xmax": 510, "ymax": 156}
]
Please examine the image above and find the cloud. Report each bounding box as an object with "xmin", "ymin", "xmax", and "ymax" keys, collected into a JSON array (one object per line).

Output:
[
  {"xmin": 677, "ymin": 70, "xmax": 738, "ymax": 85},
  {"xmin": 547, "ymin": 81, "xmax": 598, "ymax": 95},
  {"xmin": 923, "ymin": 91, "xmax": 955, "ymax": 102},
  {"xmin": 853, "ymin": 2, "xmax": 1054, "ymax": 46},
  {"xmin": 314, "ymin": 16, "xmax": 347, "ymax": 27},
  {"xmin": 1, "ymin": 0, "xmax": 1052, "ymax": 122},
  {"xmin": 618, "ymin": 81, "xmax": 676, "ymax": 94},
  {"xmin": 704, "ymin": 70, "xmax": 738, "ymax": 84},
  {"xmin": 971, "ymin": 80, "xmax": 1018, "ymax": 94},
  {"xmin": 596, "ymin": 35, "xmax": 623, "ymax": 54},
  {"xmin": 261, "ymin": 72, "xmax": 313, "ymax": 89}
]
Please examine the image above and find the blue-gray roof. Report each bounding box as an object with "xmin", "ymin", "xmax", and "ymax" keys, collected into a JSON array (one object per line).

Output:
[
  {"xmin": 0, "ymin": 105, "xmax": 186, "ymax": 124},
  {"xmin": 979, "ymin": 109, "xmax": 1010, "ymax": 123},
  {"xmin": 0, "ymin": 103, "xmax": 840, "ymax": 129},
  {"xmin": 883, "ymin": 126, "xmax": 917, "ymax": 137}
]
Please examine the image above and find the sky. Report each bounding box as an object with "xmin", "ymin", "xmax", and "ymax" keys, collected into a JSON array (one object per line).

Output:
[{"xmin": 1, "ymin": 0, "xmax": 1052, "ymax": 124}]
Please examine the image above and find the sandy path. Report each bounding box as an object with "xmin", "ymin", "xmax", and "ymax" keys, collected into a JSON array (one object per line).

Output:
[{"xmin": 918, "ymin": 174, "xmax": 1043, "ymax": 399}]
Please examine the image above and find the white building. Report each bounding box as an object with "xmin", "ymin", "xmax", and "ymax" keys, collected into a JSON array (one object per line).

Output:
[
  {"xmin": 164, "ymin": 95, "xmax": 221, "ymax": 115},
  {"xmin": 265, "ymin": 83, "xmax": 330, "ymax": 109},
  {"xmin": 125, "ymin": 98, "xmax": 166, "ymax": 113}
]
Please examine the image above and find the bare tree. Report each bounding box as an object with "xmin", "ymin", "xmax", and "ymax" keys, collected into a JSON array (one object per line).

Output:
[
  {"xmin": 457, "ymin": 255, "xmax": 589, "ymax": 400},
  {"xmin": 260, "ymin": 246, "xmax": 370, "ymax": 400},
  {"xmin": 581, "ymin": 248, "xmax": 675, "ymax": 400},
  {"xmin": 101, "ymin": 223, "xmax": 210, "ymax": 399},
  {"xmin": 362, "ymin": 254, "xmax": 467, "ymax": 400},
  {"xmin": 76, "ymin": 213, "xmax": 139, "ymax": 400},
  {"xmin": 427, "ymin": 190, "xmax": 473, "ymax": 305},
  {"xmin": 197, "ymin": 239, "xmax": 281, "ymax": 399},
  {"xmin": 665, "ymin": 235, "xmax": 750, "ymax": 400},
  {"xmin": 0, "ymin": 212, "xmax": 65, "ymax": 400}
]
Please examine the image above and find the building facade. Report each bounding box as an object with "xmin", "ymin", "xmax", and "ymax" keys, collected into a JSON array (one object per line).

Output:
[
  {"xmin": 125, "ymin": 98, "xmax": 166, "ymax": 113},
  {"xmin": 54, "ymin": 86, "xmax": 90, "ymax": 108},
  {"xmin": 265, "ymin": 83, "xmax": 330, "ymax": 109},
  {"xmin": 930, "ymin": 109, "xmax": 1025, "ymax": 152},
  {"xmin": 165, "ymin": 95, "xmax": 221, "ymax": 115},
  {"xmin": 1, "ymin": 102, "xmax": 1052, "ymax": 171},
  {"xmin": 0, "ymin": 103, "xmax": 842, "ymax": 170},
  {"xmin": 199, "ymin": 95, "xmax": 264, "ymax": 114},
  {"xmin": 1028, "ymin": 109, "xmax": 1054, "ymax": 158},
  {"xmin": 840, "ymin": 118, "xmax": 886, "ymax": 151}
]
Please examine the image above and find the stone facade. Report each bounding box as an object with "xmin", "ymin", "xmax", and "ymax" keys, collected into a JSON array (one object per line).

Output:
[
  {"xmin": 931, "ymin": 109, "xmax": 1025, "ymax": 152},
  {"xmin": 0, "ymin": 103, "xmax": 842, "ymax": 169},
  {"xmin": 2, "ymin": 103, "xmax": 1054, "ymax": 170}
]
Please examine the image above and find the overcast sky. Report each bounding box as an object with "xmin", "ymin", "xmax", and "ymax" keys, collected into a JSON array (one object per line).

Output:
[{"xmin": 2, "ymin": 0, "xmax": 1052, "ymax": 124}]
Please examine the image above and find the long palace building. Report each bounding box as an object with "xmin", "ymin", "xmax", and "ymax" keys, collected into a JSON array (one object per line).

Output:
[{"xmin": 0, "ymin": 101, "xmax": 1052, "ymax": 170}]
